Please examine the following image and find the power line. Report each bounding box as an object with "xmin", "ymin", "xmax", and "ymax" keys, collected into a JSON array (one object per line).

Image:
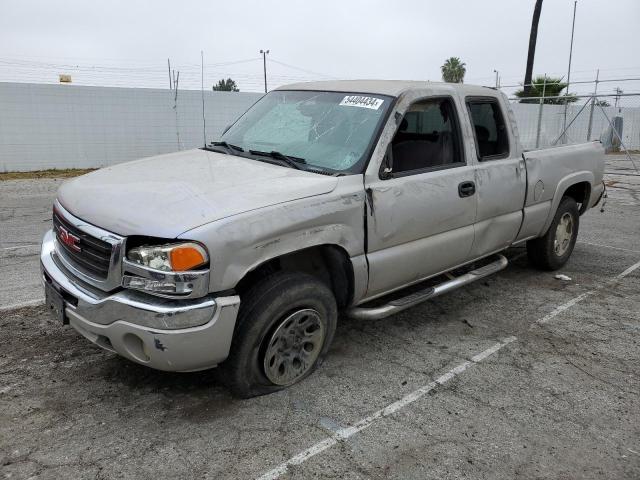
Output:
[{"xmin": 267, "ymin": 58, "xmax": 337, "ymax": 80}]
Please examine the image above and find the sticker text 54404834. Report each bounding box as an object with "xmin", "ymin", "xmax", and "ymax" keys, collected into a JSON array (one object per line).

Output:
[{"xmin": 339, "ymin": 95, "xmax": 384, "ymax": 110}]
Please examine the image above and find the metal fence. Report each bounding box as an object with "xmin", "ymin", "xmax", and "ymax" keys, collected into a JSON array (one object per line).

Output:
[
  {"xmin": 508, "ymin": 92, "xmax": 640, "ymax": 152},
  {"xmin": 500, "ymin": 74, "xmax": 640, "ymax": 152}
]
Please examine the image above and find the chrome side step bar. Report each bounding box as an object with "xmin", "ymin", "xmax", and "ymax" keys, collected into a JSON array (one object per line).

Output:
[{"xmin": 346, "ymin": 254, "xmax": 508, "ymax": 320}]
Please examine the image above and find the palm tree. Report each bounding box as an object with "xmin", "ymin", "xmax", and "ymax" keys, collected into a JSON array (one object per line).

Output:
[
  {"xmin": 514, "ymin": 76, "xmax": 578, "ymax": 104},
  {"xmin": 523, "ymin": 0, "xmax": 544, "ymax": 96},
  {"xmin": 441, "ymin": 57, "xmax": 466, "ymax": 83}
]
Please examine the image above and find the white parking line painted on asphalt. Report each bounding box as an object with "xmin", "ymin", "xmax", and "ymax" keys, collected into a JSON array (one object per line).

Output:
[
  {"xmin": 537, "ymin": 258, "xmax": 640, "ymax": 325},
  {"xmin": 0, "ymin": 244, "xmax": 41, "ymax": 259},
  {"xmin": 0, "ymin": 298, "xmax": 45, "ymax": 313},
  {"xmin": 0, "ymin": 244, "xmax": 39, "ymax": 251},
  {"xmin": 578, "ymin": 240, "xmax": 640, "ymax": 254},
  {"xmin": 255, "ymin": 259, "xmax": 640, "ymax": 480},
  {"xmin": 255, "ymin": 338, "xmax": 517, "ymax": 480}
]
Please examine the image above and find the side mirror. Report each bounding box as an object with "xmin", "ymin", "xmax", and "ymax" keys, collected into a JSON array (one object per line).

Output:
[{"xmin": 379, "ymin": 144, "xmax": 393, "ymax": 180}]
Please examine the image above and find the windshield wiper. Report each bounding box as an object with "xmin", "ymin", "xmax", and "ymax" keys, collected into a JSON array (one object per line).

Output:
[
  {"xmin": 203, "ymin": 141, "xmax": 245, "ymax": 155},
  {"xmin": 248, "ymin": 150, "xmax": 307, "ymax": 170},
  {"xmin": 210, "ymin": 141, "xmax": 244, "ymax": 153}
]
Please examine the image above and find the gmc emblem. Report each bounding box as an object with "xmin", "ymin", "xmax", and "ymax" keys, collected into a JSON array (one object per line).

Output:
[{"xmin": 57, "ymin": 225, "xmax": 81, "ymax": 252}]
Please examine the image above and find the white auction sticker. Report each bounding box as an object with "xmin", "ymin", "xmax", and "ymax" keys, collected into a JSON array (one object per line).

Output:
[{"xmin": 339, "ymin": 95, "xmax": 384, "ymax": 110}]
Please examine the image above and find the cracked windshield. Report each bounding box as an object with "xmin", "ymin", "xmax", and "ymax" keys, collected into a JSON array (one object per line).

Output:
[{"xmin": 221, "ymin": 90, "xmax": 391, "ymax": 173}]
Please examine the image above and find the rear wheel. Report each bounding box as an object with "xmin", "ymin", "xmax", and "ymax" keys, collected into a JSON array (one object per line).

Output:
[
  {"xmin": 527, "ymin": 196, "xmax": 580, "ymax": 270},
  {"xmin": 219, "ymin": 272, "xmax": 337, "ymax": 398}
]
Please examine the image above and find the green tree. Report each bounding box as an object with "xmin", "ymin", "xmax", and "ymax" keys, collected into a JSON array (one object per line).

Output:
[
  {"xmin": 441, "ymin": 57, "xmax": 466, "ymax": 83},
  {"xmin": 212, "ymin": 78, "xmax": 239, "ymax": 92},
  {"xmin": 514, "ymin": 76, "xmax": 578, "ymax": 104}
]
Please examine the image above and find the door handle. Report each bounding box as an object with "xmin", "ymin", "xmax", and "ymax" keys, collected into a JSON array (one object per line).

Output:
[{"xmin": 458, "ymin": 181, "xmax": 476, "ymax": 198}]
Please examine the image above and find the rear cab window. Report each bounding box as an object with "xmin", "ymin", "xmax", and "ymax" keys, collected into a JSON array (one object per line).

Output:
[{"xmin": 466, "ymin": 98, "xmax": 510, "ymax": 160}]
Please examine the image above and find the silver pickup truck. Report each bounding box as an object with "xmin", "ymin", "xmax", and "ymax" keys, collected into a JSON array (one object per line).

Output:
[{"xmin": 41, "ymin": 80, "xmax": 604, "ymax": 397}]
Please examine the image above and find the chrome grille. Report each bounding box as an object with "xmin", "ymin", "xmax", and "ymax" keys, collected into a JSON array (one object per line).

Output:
[
  {"xmin": 52, "ymin": 200, "xmax": 124, "ymax": 291},
  {"xmin": 53, "ymin": 210, "xmax": 111, "ymax": 279}
]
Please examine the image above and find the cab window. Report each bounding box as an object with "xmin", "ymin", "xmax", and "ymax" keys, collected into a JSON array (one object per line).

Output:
[
  {"xmin": 390, "ymin": 97, "xmax": 464, "ymax": 174},
  {"xmin": 466, "ymin": 99, "xmax": 510, "ymax": 160}
]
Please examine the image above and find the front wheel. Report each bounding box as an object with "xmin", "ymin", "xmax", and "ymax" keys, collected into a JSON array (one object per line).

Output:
[
  {"xmin": 218, "ymin": 272, "xmax": 337, "ymax": 398},
  {"xmin": 527, "ymin": 196, "xmax": 580, "ymax": 271}
]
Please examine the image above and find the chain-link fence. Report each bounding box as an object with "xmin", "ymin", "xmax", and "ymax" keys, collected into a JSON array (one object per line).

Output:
[
  {"xmin": 509, "ymin": 92, "xmax": 640, "ymax": 152},
  {"xmin": 501, "ymin": 75, "xmax": 640, "ymax": 154}
]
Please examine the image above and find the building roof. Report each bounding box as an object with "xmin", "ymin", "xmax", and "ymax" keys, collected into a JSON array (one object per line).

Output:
[{"xmin": 275, "ymin": 79, "xmax": 497, "ymax": 97}]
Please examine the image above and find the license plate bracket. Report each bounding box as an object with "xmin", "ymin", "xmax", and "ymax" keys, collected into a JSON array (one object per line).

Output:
[{"xmin": 44, "ymin": 281, "xmax": 68, "ymax": 325}]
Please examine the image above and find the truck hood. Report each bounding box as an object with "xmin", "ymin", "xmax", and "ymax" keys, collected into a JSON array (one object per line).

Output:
[{"xmin": 57, "ymin": 149, "xmax": 338, "ymax": 237}]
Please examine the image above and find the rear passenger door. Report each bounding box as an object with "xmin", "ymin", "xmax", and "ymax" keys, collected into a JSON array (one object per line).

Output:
[
  {"xmin": 466, "ymin": 97, "xmax": 526, "ymax": 258},
  {"xmin": 364, "ymin": 96, "xmax": 477, "ymax": 299}
]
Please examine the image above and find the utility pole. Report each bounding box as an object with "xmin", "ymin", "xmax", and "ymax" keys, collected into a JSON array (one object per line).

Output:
[
  {"xmin": 586, "ymin": 69, "xmax": 599, "ymax": 141},
  {"xmin": 493, "ymin": 69, "xmax": 500, "ymax": 89},
  {"xmin": 614, "ymin": 87, "xmax": 623, "ymax": 108},
  {"xmin": 173, "ymin": 70, "xmax": 181, "ymax": 150},
  {"xmin": 260, "ymin": 49, "xmax": 270, "ymax": 93},
  {"xmin": 167, "ymin": 58, "xmax": 172, "ymax": 89},
  {"xmin": 201, "ymin": 50, "xmax": 206, "ymax": 147},
  {"xmin": 535, "ymin": 74, "xmax": 547, "ymax": 148},
  {"xmin": 562, "ymin": 0, "xmax": 577, "ymax": 143}
]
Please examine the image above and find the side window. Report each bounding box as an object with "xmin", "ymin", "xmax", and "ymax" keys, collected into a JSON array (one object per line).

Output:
[
  {"xmin": 466, "ymin": 99, "xmax": 509, "ymax": 160},
  {"xmin": 391, "ymin": 97, "xmax": 463, "ymax": 174}
]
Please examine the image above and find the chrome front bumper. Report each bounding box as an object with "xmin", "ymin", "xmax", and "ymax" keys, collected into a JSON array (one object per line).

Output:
[{"xmin": 41, "ymin": 229, "xmax": 240, "ymax": 372}]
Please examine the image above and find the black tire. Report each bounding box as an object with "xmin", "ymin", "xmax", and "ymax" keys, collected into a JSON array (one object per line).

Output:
[
  {"xmin": 218, "ymin": 272, "xmax": 337, "ymax": 398},
  {"xmin": 527, "ymin": 196, "xmax": 580, "ymax": 271}
]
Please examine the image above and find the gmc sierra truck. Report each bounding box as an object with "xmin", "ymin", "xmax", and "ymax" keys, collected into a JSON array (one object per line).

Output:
[{"xmin": 41, "ymin": 80, "xmax": 605, "ymax": 397}]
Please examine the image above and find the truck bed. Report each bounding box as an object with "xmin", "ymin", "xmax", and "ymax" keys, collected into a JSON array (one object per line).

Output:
[{"xmin": 516, "ymin": 141, "xmax": 605, "ymax": 242}]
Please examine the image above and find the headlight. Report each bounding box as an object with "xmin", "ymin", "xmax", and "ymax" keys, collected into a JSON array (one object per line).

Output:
[
  {"xmin": 123, "ymin": 241, "xmax": 210, "ymax": 298},
  {"xmin": 127, "ymin": 242, "xmax": 208, "ymax": 272}
]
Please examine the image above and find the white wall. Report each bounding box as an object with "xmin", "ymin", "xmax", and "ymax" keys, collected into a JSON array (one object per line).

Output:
[
  {"xmin": 1, "ymin": 82, "xmax": 638, "ymax": 172},
  {"xmin": 0, "ymin": 82, "xmax": 262, "ymax": 172}
]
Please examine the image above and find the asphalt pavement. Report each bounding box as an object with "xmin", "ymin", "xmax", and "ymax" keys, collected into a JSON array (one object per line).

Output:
[{"xmin": 1, "ymin": 155, "xmax": 639, "ymax": 479}]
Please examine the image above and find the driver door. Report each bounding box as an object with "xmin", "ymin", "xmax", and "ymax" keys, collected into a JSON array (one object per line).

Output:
[{"xmin": 363, "ymin": 94, "xmax": 477, "ymax": 299}]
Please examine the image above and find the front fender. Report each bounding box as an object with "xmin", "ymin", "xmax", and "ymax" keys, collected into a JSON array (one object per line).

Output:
[{"xmin": 180, "ymin": 178, "xmax": 367, "ymax": 294}]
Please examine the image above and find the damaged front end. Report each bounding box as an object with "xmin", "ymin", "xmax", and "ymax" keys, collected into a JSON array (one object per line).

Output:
[{"xmin": 40, "ymin": 202, "xmax": 240, "ymax": 372}]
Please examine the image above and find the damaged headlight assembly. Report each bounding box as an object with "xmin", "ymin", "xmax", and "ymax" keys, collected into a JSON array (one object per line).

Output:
[{"xmin": 122, "ymin": 241, "xmax": 210, "ymax": 298}]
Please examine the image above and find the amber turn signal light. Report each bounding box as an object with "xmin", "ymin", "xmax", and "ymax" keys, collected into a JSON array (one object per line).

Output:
[{"xmin": 169, "ymin": 244, "xmax": 207, "ymax": 271}]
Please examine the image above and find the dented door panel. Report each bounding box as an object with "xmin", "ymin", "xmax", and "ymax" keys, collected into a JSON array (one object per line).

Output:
[
  {"xmin": 364, "ymin": 166, "xmax": 477, "ymax": 299},
  {"xmin": 464, "ymin": 95, "xmax": 527, "ymax": 258},
  {"xmin": 362, "ymin": 87, "xmax": 479, "ymax": 300},
  {"xmin": 471, "ymin": 157, "xmax": 526, "ymax": 257}
]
